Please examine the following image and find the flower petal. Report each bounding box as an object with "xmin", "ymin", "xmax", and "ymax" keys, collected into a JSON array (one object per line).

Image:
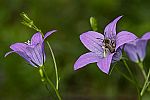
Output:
[
  {"xmin": 8, "ymin": 43, "xmax": 38, "ymax": 67},
  {"xmin": 136, "ymin": 39, "xmax": 147, "ymax": 62},
  {"xmin": 44, "ymin": 30, "xmax": 57, "ymax": 40},
  {"xmin": 74, "ymin": 52, "xmax": 99, "ymax": 70},
  {"xmin": 97, "ymin": 53, "xmax": 114, "ymax": 74},
  {"xmin": 16, "ymin": 51, "xmax": 37, "ymax": 67},
  {"xmin": 6, "ymin": 50, "xmax": 36, "ymax": 67},
  {"xmin": 5, "ymin": 51, "xmax": 16, "ymax": 57},
  {"xmin": 141, "ymin": 32, "xmax": 150, "ymax": 40},
  {"xmin": 124, "ymin": 42, "xmax": 139, "ymax": 62},
  {"xmin": 26, "ymin": 43, "xmax": 44, "ymax": 67},
  {"xmin": 80, "ymin": 31, "xmax": 104, "ymax": 54},
  {"xmin": 41, "ymin": 30, "xmax": 56, "ymax": 62},
  {"xmin": 112, "ymin": 47, "xmax": 122, "ymax": 63},
  {"xmin": 104, "ymin": 16, "xmax": 122, "ymax": 40},
  {"xmin": 116, "ymin": 31, "xmax": 137, "ymax": 50},
  {"xmin": 10, "ymin": 43, "xmax": 27, "ymax": 52},
  {"xmin": 31, "ymin": 32, "xmax": 43, "ymax": 45}
]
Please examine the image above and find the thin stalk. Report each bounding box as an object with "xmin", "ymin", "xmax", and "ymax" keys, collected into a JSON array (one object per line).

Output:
[
  {"xmin": 146, "ymin": 81, "xmax": 150, "ymax": 88},
  {"xmin": 39, "ymin": 68, "xmax": 52, "ymax": 95},
  {"xmin": 32, "ymin": 24, "xmax": 59, "ymax": 90},
  {"xmin": 39, "ymin": 66, "xmax": 62, "ymax": 100},
  {"xmin": 33, "ymin": 24, "xmax": 59, "ymax": 90},
  {"xmin": 47, "ymin": 41, "xmax": 59, "ymax": 90},
  {"xmin": 140, "ymin": 68, "xmax": 150, "ymax": 96},
  {"xmin": 115, "ymin": 67, "xmax": 135, "ymax": 85},
  {"xmin": 122, "ymin": 60, "xmax": 141, "ymax": 99},
  {"xmin": 138, "ymin": 63, "xmax": 146, "ymax": 80},
  {"xmin": 123, "ymin": 60, "xmax": 134, "ymax": 80}
]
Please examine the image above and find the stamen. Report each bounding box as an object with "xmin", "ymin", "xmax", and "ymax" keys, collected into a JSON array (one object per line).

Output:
[{"xmin": 25, "ymin": 40, "xmax": 31, "ymax": 45}]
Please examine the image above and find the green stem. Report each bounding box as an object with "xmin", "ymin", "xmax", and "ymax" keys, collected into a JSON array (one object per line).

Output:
[
  {"xmin": 32, "ymin": 24, "xmax": 59, "ymax": 90},
  {"xmin": 39, "ymin": 66, "xmax": 62, "ymax": 100},
  {"xmin": 123, "ymin": 60, "xmax": 134, "ymax": 80},
  {"xmin": 47, "ymin": 41, "xmax": 59, "ymax": 90},
  {"xmin": 39, "ymin": 67, "xmax": 52, "ymax": 95},
  {"xmin": 138, "ymin": 63, "xmax": 146, "ymax": 80},
  {"xmin": 115, "ymin": 66, "xmax": 135, "ymax": 85},
  {"xmin": 122, "ymin": 60, "xmax": 141, "ymax": 99},
  {"xmin": 33, "ymin": 25, "xmax": 59, "ymax": 90},
  {"xmin": 140, "ymin": 68, "xmax": 150, "ymax": 96}
]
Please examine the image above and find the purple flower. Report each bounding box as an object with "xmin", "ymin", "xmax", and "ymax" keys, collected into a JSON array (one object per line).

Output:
[
  {"xmin": 124, "ymin": 32, "xmax": 150, "ymax": 63},
  {"xmin": 74, "ymin": 16, "xmax": 137, "ymax": 74},
  {"xmin": 5, "ymin": 30, "xmax": 56, "ymax": 67}
]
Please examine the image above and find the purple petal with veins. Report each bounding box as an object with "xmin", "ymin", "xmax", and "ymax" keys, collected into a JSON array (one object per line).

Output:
[
  {"xmin": 124, "ymin": 35, "xmax": 149, "ymax": 63},
  {"xmin": 97, "ymin": 53, "xmax": 114, "ymax": 74},
  {"xmin": 74, "ymin": 52, "xmax": 100, "ymax": 70},
  {"xmin": 5, "ymin": 30, "xmax": 56, "ymax": 67},
  {"xmin": 80, "ymin": 31, "xmax": 104, "ymax": 54},
  {"xmin": 74, "ymin": 16, "xmax": 138, "ymax": 74},
  {"xmin": 116, "ymin": 31, "xmax": 137, "ymax": 50},
  {"xmin": 104, "ymin": 16, "xmax": 122, "ymax": 40}
]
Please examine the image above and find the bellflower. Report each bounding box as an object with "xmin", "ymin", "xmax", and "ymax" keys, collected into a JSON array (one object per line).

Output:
[
  {"xmin": 124, "ymin": 32, "xmax": 150, "ymax": 63},
  {"xmin": 5, "ymin": 30, "xmax": 56, "ymax": 67},
  {"xmin": 74, "ymin": 16, "xmax": 137, "ymax": 74}
]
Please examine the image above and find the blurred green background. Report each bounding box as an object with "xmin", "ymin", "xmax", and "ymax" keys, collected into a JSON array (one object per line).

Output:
[{"xmin": 1, "ymin": 0, "xmax": 150, "ymax": 100}]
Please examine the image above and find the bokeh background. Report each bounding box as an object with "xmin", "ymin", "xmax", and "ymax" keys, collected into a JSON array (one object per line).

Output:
[{"xmin": 1, "ymin": 0, "xmax": 150, "ymax": 100}]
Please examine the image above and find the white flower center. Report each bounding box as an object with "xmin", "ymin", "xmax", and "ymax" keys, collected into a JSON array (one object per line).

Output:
[
  {"xmin": 24, "ymin": 40, "xmax": 31, "ymax": 45},
  {"xmin": 102, "ymin": 38, "xmax": 116, "ymax": 57}
]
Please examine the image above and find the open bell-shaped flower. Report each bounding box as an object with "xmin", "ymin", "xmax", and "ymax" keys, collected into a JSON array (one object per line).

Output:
[
  {"xmin": 5, "ymin": 30, "xmax": 56, "ymax": 67},
  {"xmin": 74, "ymin": 16, "xmax": 137, "ymax": 74}
]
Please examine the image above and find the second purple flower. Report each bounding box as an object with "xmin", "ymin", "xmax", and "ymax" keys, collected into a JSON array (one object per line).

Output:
[{"xmin": 74, "ymin": 16, "xmax": 137, "ymax": 74}]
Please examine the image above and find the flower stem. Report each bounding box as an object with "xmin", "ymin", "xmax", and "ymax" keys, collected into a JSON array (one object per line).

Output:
[
  {"xmin": 28, "ymin": 19, "xmax": 59, "ymax": 90},
  {"xmin": 47, "ymin": 41, "xmax": 59, "ymax": 90},
  {"xmin": 123, "ymin": 60, "xmax": 134, "ymax": 80},
  {"xmin": 138, "ymin": 62, "xmax": 146, "ymax": 80},
  {"xmin": 122, "ymin": 60, "xmax": 141, "ymax": 99},
  {"xmin": 39, "ymin": 68, "xmax": 52, "ymax": 94},
  {"xmin": 140, "ymin": 68, "xmax": 150, "ymax": 96},
  {"xmin": 39, "ymin": 66, "xmax": 62, "ymax": 100},
  {"xmin": 32, "ymin": 20, "xmax": 59, "ymax": 90},
  {"xmin": 115, "ymin": 66, "xmax": 135, "ymax": 85}
]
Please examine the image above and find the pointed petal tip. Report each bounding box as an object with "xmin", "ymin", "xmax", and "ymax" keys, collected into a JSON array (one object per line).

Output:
[
  {"xmin": 74, "ymin": 62, "xmax": 84, "ymax": 71},
  {"xmin": 97, "ymin": 63, "xmax": 109, "ymax": 74},
  {"xmin": 47, "ymin": 30, "xmax": 57, "ymax": 34},
  {"xmin": 44, "ymin": 30, "xmax": 57, "ymax": 40},
  {"xmin": 74, "ymin": 65, "xmax": 79, "ymax": 71},
  {"xmin": 104, "ymin": 16, "xmax": 123, "ymax": 39},
  {"xmin": 113, "ymin": 15, "xmax": 123, "ymax": 22},
  {"xmin": 103, "ymin": 70, "xmax": 109, "ymax": 74},
  {"xmin": 116, "ymin": 15, "xmax": 123, "ymax": 20},
  {"xmin": 73, "ymin": 61, "xmax": 83, "ymax": 71},
  {"xmin": 97, "ymin": 54, "xmax": 114, "ymax": 74},
  {"xmin": 142, "ymin": 32, "xmax": 150, "ymax": 40},
  {"xmin": 119, "ymin": 15, "xmax": 123, "ymax": 17},
  {"xmin": 98, "ymin": 64, "xmax": 109, "ymax": 74},
  {"xmin": 4, "ymin": 53, "xmax": 9, "ymax": 58},
  {"xmin": 4, "ymin": 51, "xmax": 15, "ymax": 57}
]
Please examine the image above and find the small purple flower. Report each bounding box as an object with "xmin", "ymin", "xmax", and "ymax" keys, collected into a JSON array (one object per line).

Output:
[
  {"xmin": 74, "ymin": 16, "xmax": 137, "ymax": 74},
  {"xmin": 124, "ymin": 32, "xmax": 150, "ymax": 63},
  {"xmin": 5, "ymin": 30, "xmax": 56, "ymax": 67}
]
